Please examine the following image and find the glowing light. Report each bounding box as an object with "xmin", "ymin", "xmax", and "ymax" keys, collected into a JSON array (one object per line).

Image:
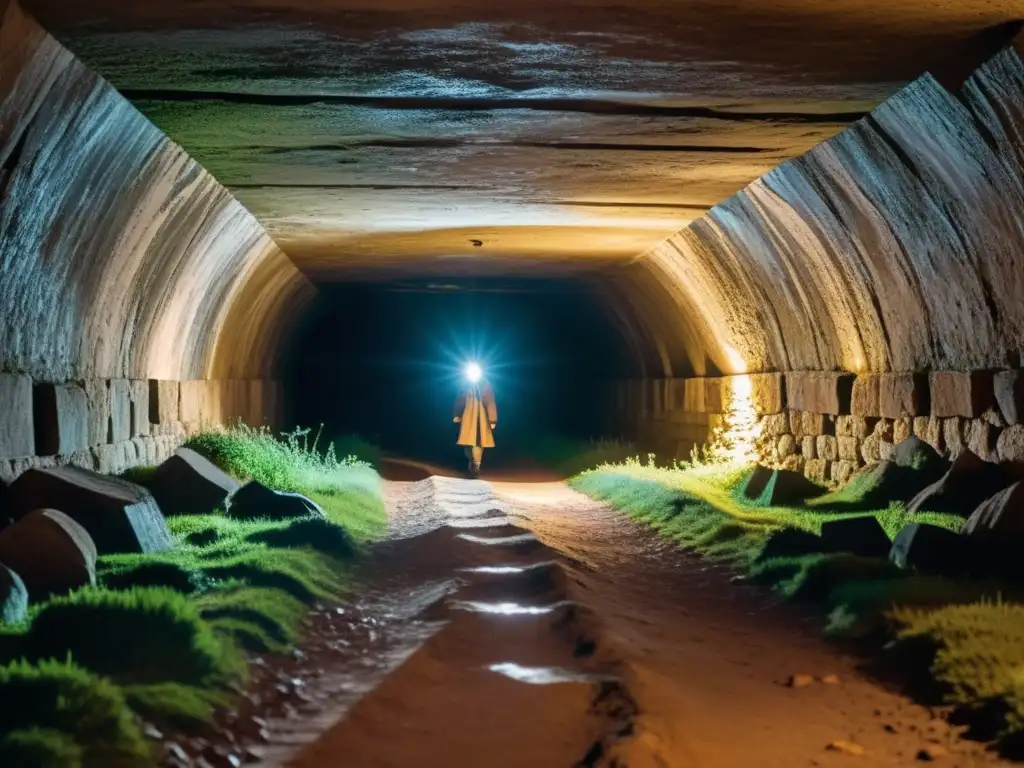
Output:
[
  {"xmin": 449, "ymin": 600, "xmax": 571, "ymax": 615},
  {"xmin": 703, "ymin": 346, "xmax": 761, "ymax": 465},
  {"xmin": 488, "ymin": 663, "xmax": 616, "ymax": 685},
  {"xmin": 465, "ymin": 361, "xmax": 482, "ymax": 383}
]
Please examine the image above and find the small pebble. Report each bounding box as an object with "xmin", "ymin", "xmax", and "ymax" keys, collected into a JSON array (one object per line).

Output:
[
  {"xmin": 827, "ymin": 740, "xmax": 866, "ymax": 756},
  {"xmin": 917, "ymin": 745, "xmax": 948, "ymax": 761},
  {"xmin": 788, "ymin": 673, "xmax": 815, "ymax": 688}
]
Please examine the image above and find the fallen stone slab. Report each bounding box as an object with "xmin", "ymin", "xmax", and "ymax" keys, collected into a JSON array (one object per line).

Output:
[
  {"xmin": 907, "ymin": 449, "xmax": 1009, "ymax": 516},
  {"xmin": 819, "ymin": 516, "xmax": 891, "ymax": 558},
  {"xmin": 891, "ymin": 435, "xmax": 947, "ymax": 474},
  {"xmin": 0, "ymin": 564, "xmax": 28, "ymax": 624},
  {"xmin": 227, "ymin": 481, "xmax": 326, "ymax": 522},
  {"xmin": 890, "ymin": 523, "xmax": 980, "ymax": 577},
  {"xmin": 0, "ymin": 467, "xmax": 173, "ymax": 554},
  {"xmin": 757, "ymin": 527, "xmax": 823, "ymax": 561},
  {"xmin": 0, "ymin": 509, "xmax": 97, "ymax": 600},
  {"xmin": 743, "ymin": 467, "xmax": 823, "ymax": 507},
  {"xmin": 961, "ymin": 482, "xmax": 1024, "ymax": 542},
  {"xmin": 148, "ymin": 448, "xmax": 239, "ymax": 516}
]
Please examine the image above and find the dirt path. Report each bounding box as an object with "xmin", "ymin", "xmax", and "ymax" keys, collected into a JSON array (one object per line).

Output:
[{"xmin": 263, "ymin": 477, "xmax": 1008, "ymax": 768}]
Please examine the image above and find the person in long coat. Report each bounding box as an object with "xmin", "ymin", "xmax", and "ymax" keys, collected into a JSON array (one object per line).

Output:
[{"xmin": 454, "ymin": 380, "xmax": 497, "ymax": 476}]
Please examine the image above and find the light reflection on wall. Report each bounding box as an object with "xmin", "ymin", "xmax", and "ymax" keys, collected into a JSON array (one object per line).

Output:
[{"xmin": 705, "ymin": 346, "xmax": 761, "ymax": 465}]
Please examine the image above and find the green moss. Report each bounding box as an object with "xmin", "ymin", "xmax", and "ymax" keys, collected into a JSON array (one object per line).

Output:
[
  {"xmin": 0, "ymin": 728, "xmax": 83, "ymax": 768},
  {"xmin": 195, "ymin": 586, "xmax": 308, "ymax": 652},
  {"xmin": 0, "ymin": 659, "xmax": 151, "ymax": 767},
  {"xmin": 21, "ymin": 587, "xmax": 245, "ymax": 687},
  {"xmin": 123, "ymin": 683, "xmax": 229, "ymax": 731}
]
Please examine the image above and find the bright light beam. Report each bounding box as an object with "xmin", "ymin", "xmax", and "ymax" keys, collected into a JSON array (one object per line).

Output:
[{"xmin": 465, "ymin": 361, "xmax": 482, "ymax": 383}]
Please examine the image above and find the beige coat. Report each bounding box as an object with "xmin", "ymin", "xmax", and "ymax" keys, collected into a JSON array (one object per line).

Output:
[{"xmin": 455, "ymin": 384, "xmax": 497, "ymax": 448}]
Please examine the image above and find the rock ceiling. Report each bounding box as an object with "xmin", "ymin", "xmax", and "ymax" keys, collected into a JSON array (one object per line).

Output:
[{"xmin": 25, "ymin": 0, "xmax": 1024, "ymax": 279}]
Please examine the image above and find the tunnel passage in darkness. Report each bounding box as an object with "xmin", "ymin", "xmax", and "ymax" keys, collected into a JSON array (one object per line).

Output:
[{"xmin": 286, "ymin": 279, "xmax": 636, "ymax": 468}]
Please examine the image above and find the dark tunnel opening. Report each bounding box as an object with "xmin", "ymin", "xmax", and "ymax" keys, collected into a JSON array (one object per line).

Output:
[{"xmin": 286, "ymin": 278, "xmax": 636, "ymax": 470}]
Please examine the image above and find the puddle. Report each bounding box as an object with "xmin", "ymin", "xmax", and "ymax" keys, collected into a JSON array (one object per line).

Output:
[
  {"xmin": 448, "ymin": 599, "xmax": 575, "ymax": 615},
  {"xmin": 488, "ymin": 662, "xmax": 617, "ymax": 685},
  {"xmin": 457, "ymin": 532, "xmax": 537, "ymax": 546}
]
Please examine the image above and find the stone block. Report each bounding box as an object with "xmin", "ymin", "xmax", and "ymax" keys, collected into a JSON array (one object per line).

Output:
[
  {"xmin": 0, "ymin": 373, "xmax": 35, "ymax": 459},
  {"xmin": 787, "ymin": 372, "xmax": 854, "ymax": 415},
  {"xmin": 781, "ymin": 454, "xmax": 804, "ymax": 474},
  {"xmin": 966, "ymin": 419, "xmax": 999, "ymax": 462},
  {"xmin": 994, "ymin": 370, "xmax": 1024, "ymax": 425},
  {"xmin": 913, "ymin": 417, "xmax": 944, "ymax": 454},
  {"xmin": 129, "ymin": 380, "xmax": 150, "ymax": 437},
  {"xmin": 109, "ymin": 379, "xmax": 131, "ymax": 443},
  {"xmin": 748, "ymin": 373, "xmax": 784, "ymax": 415},
  {"xmin": 3, "ymin": 466, "xmax": 173, "ymax": 554},
  {"xmin": 835, "ymin": 415, "xmax": 871, "ymax": 439},
  {"xmin": 34, "ymin": 383, "xmax": 88, "ymax": 456},
  {"xmin": 149, "ymin": 448, "xmax": 240, "ymax": 517},
  {"xmin": 801, "ymin": 436, "xmax": 816, "ymax": 460},
  {"xmin": 789, "ymin": 410, "xmax": 803, "ymax": 438},
  {"xmin": 776, "ymin": 434, "xmax": 796, "ymax": 459},
  {"xmin": 227, "ymin": 481, "xmax": 326, "ymax": 522},
  {"xmin": 879, "ymin": 440, "xmax": 895, "ymax": 461},
  {"xmin": 831, "ymin": 460, "xmax": 857, "ymax": 486},
  {"xmin": 683, "ymin": 378, "xmax": 706, "ymax": 414},
  {"xmin": 83, "ymin": 379, "xmax": 110, "ymax": 447},
  {"xmin": 704, "ymin": 378, "xmax": 724, "ymax": 414},
  {"xmin": 997, "ymin": 424, "xmax": 1024, "ymax": 464},
  {"xmin": 930, "ymin": 371, "xmax": 994, "ymax": 419},
  {"xmin": 838, "ymin": 436, "xmax": 860, "ymax": 461},
  {"xmin": 761, "ymin": 413, "xmax": 788, "ymax": 437},
  {"xmin": 801, "ymin": 411, "xmax": 826, "ymax": 437},
  {"xmin": 804, "ymin": 458, "xmax": 830, "ymax": 485},
  {"xmin": 873, "ymin": 418, "xmax": 894, "ymax": 441},
  {"xmin": 92, "ymin": 442, "xmax": 129, "ymax": 475},
  {"xmin": 851, "ymin": 375, "xmax": 881, "ymax": 417},
  {"xmin": 893, "ymin": 417, "xmax": 913, "ymax": 444},
  {"xmin": 817, "ymin": 435, "xmax": 839, "ymax": 462},
  {"xmin": 179, "ymin": 380, "xmax": 205, "ymax": 424},
  {"xmin": 149, "ymin": 380, "xmax": 180, "ymax": 425},
  {"xmin": 861, "ymin": 435, "xmax": 881, "ymax": 463},
  {"xmin": 0, "ymin": 509, "xmax": 97, "ymax": 600},
  {"xmin": 879, "ymin": 373, "xmax": 928, "ymax": 419},
  {"xmin": 943, "ymin": 417, "xmax": 967, "ymax": 457}
]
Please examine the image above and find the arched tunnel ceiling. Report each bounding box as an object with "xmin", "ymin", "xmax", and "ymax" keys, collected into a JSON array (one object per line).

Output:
[{"xmin": 23, "ymin": 0, "xmax": 1023, "ymax": 279}]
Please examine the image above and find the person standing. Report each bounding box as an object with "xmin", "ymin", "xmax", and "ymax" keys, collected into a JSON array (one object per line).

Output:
[{"xmin": 454, "ymin": 365, "xmax": 497, "ymax": 477}]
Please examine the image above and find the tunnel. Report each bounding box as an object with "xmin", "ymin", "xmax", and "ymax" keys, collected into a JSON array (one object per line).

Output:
[
  {"xmin": 6, "ymin": 0, "xmax": 1024, "ymax": 764},
  {"xmin": 4, "ymin": 0, "xmax": 1023, "ymax": 483}
]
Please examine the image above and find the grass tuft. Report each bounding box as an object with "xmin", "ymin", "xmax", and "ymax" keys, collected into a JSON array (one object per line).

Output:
[{"xmin": 0, "ymin": 728, "xmax": 83, "ymax": 768}]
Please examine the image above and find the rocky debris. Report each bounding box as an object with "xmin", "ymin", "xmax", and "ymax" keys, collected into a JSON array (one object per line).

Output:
[
  {"xmin": 827, "ymin": 740, "xmax": 866, "ymax": 756},
  {"xmin": 819, "ymin": 516, "xmax": 891, "ymax": 558},
  {"xmin": 1, "ymin": 466, "xmax": 172, "ymax": 554},
  {"xmin": 0, "ymin": 563, "xmax": 28, "ymax": 623},
  {"xmin": 149, "ymin": 448, "xmax": 240, "ymax": 516},
  {"xmin": 788, "ymin": 673, "xmax": 815, "ymax": 688},
  {"xmin": 907, "ymin": 449, "xmax": 1009, "ymax": 516},
  {"xmin": 917, "ymin": 745, "xmax": 948, "ymax": 761},
  {"xmin": 0, "ymin": 508, "xmax": 97, "ymax": 599},
  {"xmin": 889, "ymin": 523, "xmax": 979, "ymax": 577},
  {"xmin": 227, "ymin": 481, "xmax": 326, "ymax": 521},
  {"xmin": 757, "ymin": 527, "xmax": 823, "ymax": 561}
]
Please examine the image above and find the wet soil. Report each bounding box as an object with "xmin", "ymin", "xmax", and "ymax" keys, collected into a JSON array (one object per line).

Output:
[{"xmin": 164, "ymin": 475, "xmax": 1012, "ymax": 767}]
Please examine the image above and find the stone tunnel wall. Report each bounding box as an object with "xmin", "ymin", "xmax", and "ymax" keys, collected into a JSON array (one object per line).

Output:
[
  {"xmin": 0, "ymin": 1, "xmax": 314, "ymax": 480},
  {"xmin": 613, "ymin": 35, "xmax": 1024, "ymax": 380},
  {"xmin": 611, "ymin": 370, "xmax": 1024, "ymax": 487}
]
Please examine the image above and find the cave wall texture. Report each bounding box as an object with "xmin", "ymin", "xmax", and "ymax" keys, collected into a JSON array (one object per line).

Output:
[
  {"xmin": 619, "ymin": 33, "xmax": 1024, "ymax": 381},
  {"xmin": 0, "ymin": 1, "xmax": 314, "ymax": 478}
]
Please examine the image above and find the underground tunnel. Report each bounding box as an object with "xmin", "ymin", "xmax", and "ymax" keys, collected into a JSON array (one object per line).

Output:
[{"xmin": 2, "ymin": 0, "xmax": 1024, "ymax": 765}]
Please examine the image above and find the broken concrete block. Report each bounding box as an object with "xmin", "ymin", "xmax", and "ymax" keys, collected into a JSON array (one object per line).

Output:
[
  {"xmin": 2, "ymin": 466, "xmax": 172, "ymax": 554},
  {"xmin": 879, "ymin": 373, "xmax": 928, "ymax": 419},
  {"xmin": 930, "ymin": 371, "xmax": 994, "ymax": 419},
  {"xmin": 227, "ymin": 481, "xmax": 325, "ymax": 521},
  {"xmin": 34, "ymin": 383, "xmax": 88, "ymax": 456},
  {"xmin": 149, "ymin": 448, "xmax": 240, "ymax": 516},
  {"xmin": 0, "ymin": 374, "xmax": 35, "ymax": 459},
  {"xmin": 850, "ymin": 375, "xmax": 880, "ymax": 417},
  {"xmin": 0, "ymin": 508, "xmax": 97, "ymax": 600}
]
